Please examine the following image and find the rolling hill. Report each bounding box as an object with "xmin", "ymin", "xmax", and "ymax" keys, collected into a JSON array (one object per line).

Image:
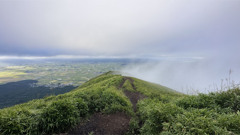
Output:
[{"xmin": 0, "ymin": 71, "xmax": 240, "ymax": 135}]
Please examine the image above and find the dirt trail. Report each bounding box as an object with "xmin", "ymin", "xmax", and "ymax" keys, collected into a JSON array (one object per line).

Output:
[
  {"xmin": 123, "ymin": 90, "xmax": 146, "ymax": 112},
  {"xmin": 121, "ymin": 77, "xmax": 146, "ymax": 112},
  {"xmin": 68, "ymin": 112, "xmax": 130, "ymax": 135},
  {"xmin": 66, "ymin": 77, "xmax": 146, "ymax": 135}
]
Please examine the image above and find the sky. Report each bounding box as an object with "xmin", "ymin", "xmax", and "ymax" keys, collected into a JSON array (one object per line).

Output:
[
  {"xmin": 0, "ymin": 0, "xmax": 239, "ymax": 58},
  {"xmin": 0, "ymin": 0, "xmax": 240, "ymax": 93}
]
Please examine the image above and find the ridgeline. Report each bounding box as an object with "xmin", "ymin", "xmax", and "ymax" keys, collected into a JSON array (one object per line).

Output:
[{"xmin": 0, "ymin": 72, "xmax": 240, "ymax": 135}]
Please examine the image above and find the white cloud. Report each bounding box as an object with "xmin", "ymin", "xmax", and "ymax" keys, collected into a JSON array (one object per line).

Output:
[{"xmin": 0, "ymin": 0, "xmax": 239, "ymax": 57}]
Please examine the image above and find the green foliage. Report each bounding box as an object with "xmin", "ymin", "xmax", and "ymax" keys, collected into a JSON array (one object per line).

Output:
[
  {"xmin": 122, "ymin": 79, "xmax": 135, "ymax": 91},
  {"xmin": 162, "ymin": 109, "xmax": 228, "ymax": 135},
  {"xmin": 2, "ymin": 72, "xmax": 240, "ymax": 135},
  {"xmin": 137, "ymin": 99, "xmax": 183, "ymax": 134},
  {"xmin": 0, "ymin": 73, "xmax": 132, "ymax": 134},
  {"xmin": 213, "ymin": 88, "xmax": 240, "ymax": 112},
  {"xmin": 127, "ymin": 117, "xmax": 140, "ymax": 135},
  {"xmin": 177, "ymin": 88, "xmax": 240, "ymax": 113},
  {"xmin": 132, "ymin": 77, "xmax": 183, "ymax": 102},
  {"xmin": 0, "ymin": 107, "xmax": 39, "ymax": 135},
  {"xmin": 73, "ymin": 87, "xmax": 132, "ymax": 115},
  {"xmin": 75, "ymin": 98, "xmax": 89, "ymax": 117},
  {"xmin": 78, "ymin": 72, "xmax": 121, "ymax": 89},
  {"xmin": 176, "ymin": 94, "xmax": 216, "ymax": 109},
  {"xmin": 101, "ymin": 87, "xmax": 133, "ymax": 114},
  {"xmin": 217, "ymin": 112, "xmax": 240, "ymax": 134},
  {"xmin": 136, "ymin": 88, "xmax": 240, "ymax": 134},
  {"xmin": 39, "ymin": 99, "xmax": 80, "ymax": 134}
]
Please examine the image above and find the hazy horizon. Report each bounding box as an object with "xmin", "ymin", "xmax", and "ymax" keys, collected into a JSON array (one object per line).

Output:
[{"xmin": 1, "ymin": 0, "xmax": 240, "ymax": 93}]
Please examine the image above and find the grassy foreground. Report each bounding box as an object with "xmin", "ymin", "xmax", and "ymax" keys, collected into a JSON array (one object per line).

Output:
[{"xmin": 0, "ymin": 72, "xmax": 240, "ymax": 134}]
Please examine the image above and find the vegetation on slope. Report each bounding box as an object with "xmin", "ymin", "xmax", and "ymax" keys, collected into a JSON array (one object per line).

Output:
[
  {"xmin": 0, "ymin": 72, "xmax": 133, "ymax": 134},
  {"xmin": 0, "ymin": 72, "xmax": 240, "ymax": 135},
  {"xmin": 133, "ymin": 87, "xmax": 240, "ymax": 135}
]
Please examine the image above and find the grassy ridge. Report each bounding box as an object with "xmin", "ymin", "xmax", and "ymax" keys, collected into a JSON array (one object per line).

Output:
[
  {"xmin": 0, "ymin": 72, "xmax": 133, "ymax": 134},
  {"xmin": 0, "ymin": 72, "xmax": 240, "ymax": 135}
]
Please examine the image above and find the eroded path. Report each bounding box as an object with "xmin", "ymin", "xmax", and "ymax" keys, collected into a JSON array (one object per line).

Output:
[
  {"xmin": 68, "ymin": 112, "xmax": 130, "ymax": 135},
  {"xmin": 121, "ymin": 77, "xmax": 146, "ymax": 112},
  {"xmin": 67, "ymin": 77, "xmax": 146, "ymax": 135}
]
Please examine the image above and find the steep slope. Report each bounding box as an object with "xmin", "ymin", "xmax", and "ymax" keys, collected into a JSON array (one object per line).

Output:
[{"xmin": 0, "ymin": 72, "xmax": 181, "ymax": 135}]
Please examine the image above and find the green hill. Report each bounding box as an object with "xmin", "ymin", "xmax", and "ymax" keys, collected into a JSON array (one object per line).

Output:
[{"xmin": 0, "ymin": 72, "xmax": 240, "ymax": 135}]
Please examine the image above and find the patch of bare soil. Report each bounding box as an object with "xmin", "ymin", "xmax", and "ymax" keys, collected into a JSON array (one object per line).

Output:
[
  {"xmin": 123, "ymin": 90, "xmax": 146, "ymax": 112},
  {"xmin": 120, "ymin": 77, "xmax": 147, "ymax": 112},
  {"xmin": 67, "ymin": 112, "xmax": 130, "ymax": 135}
]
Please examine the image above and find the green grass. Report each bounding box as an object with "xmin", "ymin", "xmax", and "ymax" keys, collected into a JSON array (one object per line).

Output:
[
  {"xmin": 134, "ymin": 88, "xmax": 240, "ymax": 135},
  {"xmin": 1, "ymin": 72, "xmax": 240, "ymax": 135},
  {"xmin": 122, "ymin": 79, "xmax": 135, "ymax": 91},
  {"xmin": 0, "ymin": 73, "xmax": 133, "ymax": 134},
  {"xmin": 132, "ymin": 77, "xmax": 183, "ymax": 102}
]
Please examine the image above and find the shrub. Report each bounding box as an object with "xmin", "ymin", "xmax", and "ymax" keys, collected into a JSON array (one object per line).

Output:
[
  {"xmin": 217, "ymin": 112, "xmax": 240, "ymax": 134},
  {"xmin": 75, "ymin": 98, "xmax": 89, "ymax": 117},
  {"xmin": 214, "ymin": 88, "xmax": 240, "ymax": 112},
  {"xmin": 163, "ymin": 109, "xmax": 228, "ymax": 135},
  {"xmin": 176, "ymin": 94, "xmax": 216, "ymax": 109},
  {"xmin": 138, "ymin": 99, "xmax": 183, "ymax": 134},
  {"xmin": 39, "ymin": 99, "xmax": 80, "ymax": 134},
  {"xmin": 0, "ymin": 108, "xmax": 39, "ymax": 135},
  {"xmin": 177, "ymin": 89, "xmax": 240, "ymax": 113},
  {"xmin": 127, "ymin": 117, "xmax": 140, "ymax": 135}
]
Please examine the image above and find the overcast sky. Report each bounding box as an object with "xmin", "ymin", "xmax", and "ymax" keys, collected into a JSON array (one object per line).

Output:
[
  {"xmin": 1, "ymin": 0, "xmax": 240, "ymax": 92},
  {"xmin": 0, "ymin": 0, "xmax": 239, "ymax": 58}
]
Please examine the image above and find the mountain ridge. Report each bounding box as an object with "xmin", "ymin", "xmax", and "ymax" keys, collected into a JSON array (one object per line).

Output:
[{"xmin": 1, "ymin": 72, "xmax": 240, "ymax": 135}]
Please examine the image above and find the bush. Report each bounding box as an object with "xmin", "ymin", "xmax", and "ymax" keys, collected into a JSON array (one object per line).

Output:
[
  {"xmin": 39, "ymin": 99, "xmax": 80, "ymax": 134},
  {"xmin": 217, "ymin": 112, "xmax": 240, "ymax": 134},
  {"xmin": 127, "ymin": 117, "xmax": 140, "ymax": 135},
  {"xmin": 176, "ymin": 94, "xmax": 216, "ymax": 109},
  {"xmin": 214, "ymin": 88, "xmax": 240, "ymax": 112},
  {"xmin": 177, "ymin": 88, "xmax": 240, "ymax": 113},
  {"xmin": 0, "ymin": 108, "xmax": 39, "ymax": 135},
  {"xmin": 75, "ymin": 98, "xmax": 89, "ymax": 117},
  {"xmin": 137, "ymin": 99, "xmax": 183, "ymax": 134},
  {"xmin": 163, "ymin": 109, "xmax": 228, "ymax": 135}
]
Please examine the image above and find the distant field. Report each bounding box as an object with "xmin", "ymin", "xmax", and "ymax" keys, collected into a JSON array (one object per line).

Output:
[
  {"xmin": 0, "ymin": 60, "xmax": 127, "ymax": 86},
  {"xmin": 0, "ymin": 71, "xmax": 26, "ymax": 78}
]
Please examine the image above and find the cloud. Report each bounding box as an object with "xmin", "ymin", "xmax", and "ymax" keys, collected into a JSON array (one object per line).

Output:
[
  {"xmin": 121, "ymin": 57, "xmax": 240, "ymax": 94},
  {"xmin": 0, "ymin": 0, "xmax": 239, "ymax": 58},
  {"xmin": 0, "ymin": 0, "xmax": 240, "ymax": 93}
]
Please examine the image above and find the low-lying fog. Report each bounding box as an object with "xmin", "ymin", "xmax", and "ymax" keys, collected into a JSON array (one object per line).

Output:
[{"xmin": 121, "ymin": 57, "xmax": 240, "ymax": 94}]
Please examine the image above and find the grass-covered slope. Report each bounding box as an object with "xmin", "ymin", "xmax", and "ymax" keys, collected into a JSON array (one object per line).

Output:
[
  {"xmin": 0, "ymin": 72, "xmax": 132, "ymax": 134},
  {"xmin": 0, "ymin": 72, "xmax": 240, "ymax": 135}
]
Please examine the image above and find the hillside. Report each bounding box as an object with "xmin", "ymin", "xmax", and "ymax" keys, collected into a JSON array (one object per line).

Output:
[{"xmin": 0, "ymin": 72, "xmax": 240, "ymax": 135}]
